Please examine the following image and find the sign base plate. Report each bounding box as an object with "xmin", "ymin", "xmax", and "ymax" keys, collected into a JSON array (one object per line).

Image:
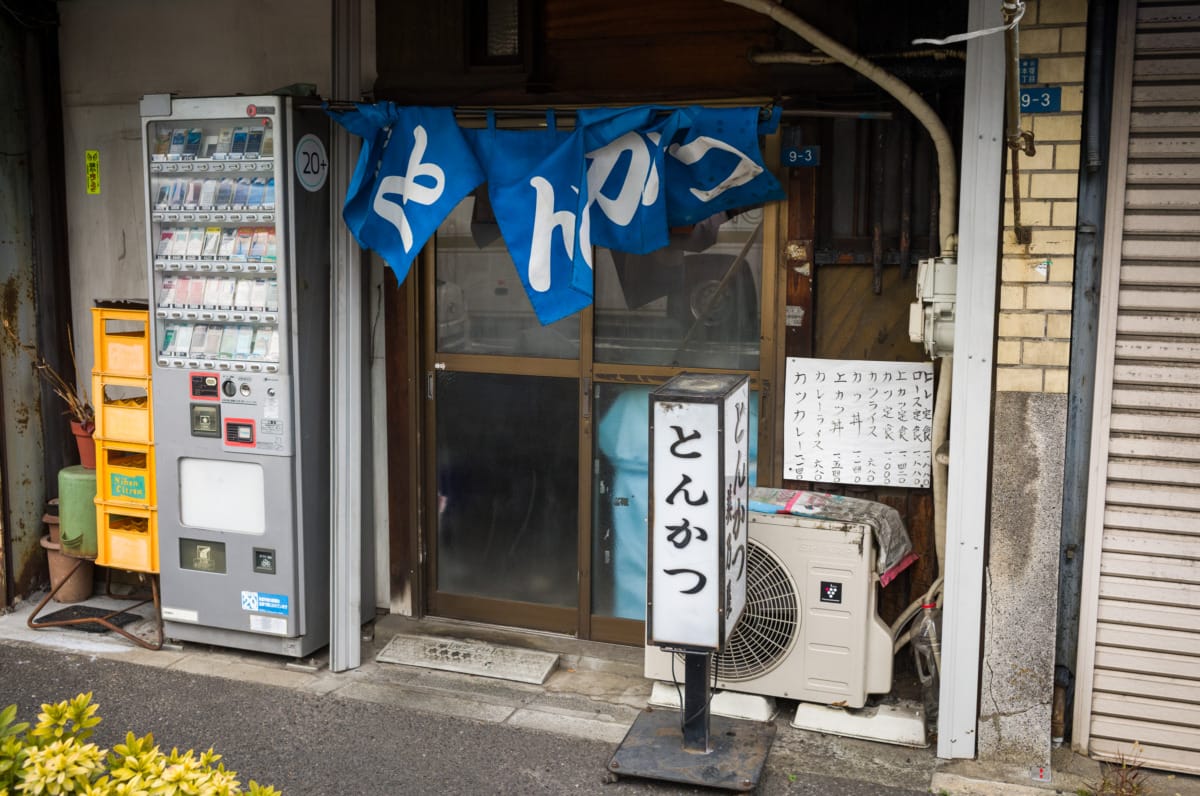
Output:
[{"xmin": 607, "ymin": 708, "xmax": 776, "ymax": 792}]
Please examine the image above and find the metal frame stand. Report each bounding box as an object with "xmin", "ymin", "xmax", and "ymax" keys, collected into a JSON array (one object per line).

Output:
[
  {"xmin": 607, "ymin": 651, "xmax": 776, "ymax": 792},
  {"xmin": 27, "ymin": 560, "xmax": 163, "ymax": 651}
]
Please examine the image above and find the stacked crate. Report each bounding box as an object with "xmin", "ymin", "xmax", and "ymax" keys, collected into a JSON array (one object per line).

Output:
[{"xmin": 91, "ymin": 306, "xmax": 158, "ymax": 574}]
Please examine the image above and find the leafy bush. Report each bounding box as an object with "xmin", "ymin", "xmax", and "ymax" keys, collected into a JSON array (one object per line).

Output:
[{"xmin": 0, "ymin": 693, "xmax": 280, "ymax": 795}]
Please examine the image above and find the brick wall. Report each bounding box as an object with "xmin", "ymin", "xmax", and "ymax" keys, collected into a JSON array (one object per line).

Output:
[{"xmin": 996, "ymin": 0, "xmax": 1088, "ymax": 393}]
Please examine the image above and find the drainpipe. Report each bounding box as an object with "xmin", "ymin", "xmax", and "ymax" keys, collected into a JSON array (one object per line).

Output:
[{"xmin": 731, "ymin": 0, "xmax": 958, "ymax": 255}]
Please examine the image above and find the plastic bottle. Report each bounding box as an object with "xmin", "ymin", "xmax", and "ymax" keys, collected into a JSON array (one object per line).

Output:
[{"xmin": 912, "ymin": 601, "xmax": 942, "ymax": 733}]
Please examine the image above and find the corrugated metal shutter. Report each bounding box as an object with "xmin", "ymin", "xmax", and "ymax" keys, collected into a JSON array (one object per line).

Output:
[{"xmin": 1076, "ymin": 0, "xmax": 1200, "ymax": 775}]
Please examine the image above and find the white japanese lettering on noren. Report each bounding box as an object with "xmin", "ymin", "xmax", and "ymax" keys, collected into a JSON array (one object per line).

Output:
[{"xmin": 372, "ymin": 125, "xmax": 445, "ymax": 252}]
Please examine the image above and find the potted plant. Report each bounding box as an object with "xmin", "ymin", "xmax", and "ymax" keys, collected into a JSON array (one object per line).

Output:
[{"xmin": 2, "ymin": 319, "xmax": 95, "ymax": 467}]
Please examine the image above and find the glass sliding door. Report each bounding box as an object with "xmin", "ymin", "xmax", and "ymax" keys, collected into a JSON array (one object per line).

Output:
[{"xmin": 424, "ymin": 195, "xmax": 775, "ymax": 642}]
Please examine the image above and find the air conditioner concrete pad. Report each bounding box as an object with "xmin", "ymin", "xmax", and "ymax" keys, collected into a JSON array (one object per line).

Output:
[
  {"xmin": 791, "ymin": 700, "xmax": 928, "ymax": 747},
  {"xmin": 648, "ymin": 681, "xmax": 778, "ymax": 722},
  {"xmin": 376, "ymin": 634, "xmax": 559, "ymax": 685}
]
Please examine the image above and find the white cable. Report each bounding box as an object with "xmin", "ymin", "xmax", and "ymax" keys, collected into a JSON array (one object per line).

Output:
[{"xmin": 913, "ymin": 1, "xmax": 1024, "ymax": 46}]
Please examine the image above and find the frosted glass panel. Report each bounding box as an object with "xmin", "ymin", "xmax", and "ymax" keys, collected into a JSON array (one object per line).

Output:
[
  {"xmin": 179, "ymin": 458, "xmax": 266, "ymax": 534},
  {"xmin": 436, "ymin": 372, "xmax": 579, "ymax": 607}
]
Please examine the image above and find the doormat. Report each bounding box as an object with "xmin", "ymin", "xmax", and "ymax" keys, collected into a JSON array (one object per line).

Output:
[
  {"xmin": 36, "ymin": 605, "xmax": 142, "ymax": 633},
  {"xmin": 376, "ymin": 634, "xmax": 559, "ymax": 685}
]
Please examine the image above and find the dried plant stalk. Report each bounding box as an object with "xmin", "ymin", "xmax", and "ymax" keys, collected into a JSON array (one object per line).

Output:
[{"xmin": 3, "ymin": 319, "xmax": 94, "ymax": 428}]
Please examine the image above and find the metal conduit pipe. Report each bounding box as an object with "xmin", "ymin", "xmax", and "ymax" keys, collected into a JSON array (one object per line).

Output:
[{"xmin": 734, "ymin": 7, "xmax": 958, "ymax": 255}]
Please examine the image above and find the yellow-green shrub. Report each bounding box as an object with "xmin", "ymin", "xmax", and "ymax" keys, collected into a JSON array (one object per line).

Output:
[{"xmin": 0, "ymin": 693, "xmax": 280, "ymax": 796}]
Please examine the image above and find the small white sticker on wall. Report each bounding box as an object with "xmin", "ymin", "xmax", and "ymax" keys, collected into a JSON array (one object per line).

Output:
[{"xmin": 249, "ymin": 614, "xmax": 288, "ymax": 635}]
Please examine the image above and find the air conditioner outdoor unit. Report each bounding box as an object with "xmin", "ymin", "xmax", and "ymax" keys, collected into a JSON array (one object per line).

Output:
[{"xmin": 645, "ymin": 511, "xmax": 893, "ymax": 709}]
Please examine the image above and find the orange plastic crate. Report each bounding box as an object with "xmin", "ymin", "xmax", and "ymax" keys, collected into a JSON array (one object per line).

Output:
[
  {"xmin": 92, "ymin": 375, "xmax": 153, "ymax": 443},
  {"xmin": 92, "ymin": 307, "xmax": 151, "ymax": 378},
  {"xmin": 94, "ymin": 439, "xmax": 155, "ymax": 509},
  {"xmin": 95, "ymin": 503, "xmax": 158, "ymax": 573}
]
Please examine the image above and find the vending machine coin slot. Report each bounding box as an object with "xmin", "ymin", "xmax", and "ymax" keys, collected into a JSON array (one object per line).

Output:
[{"xmin": 191, "ymin": 404, "xmax": 221, "ymax": 437}]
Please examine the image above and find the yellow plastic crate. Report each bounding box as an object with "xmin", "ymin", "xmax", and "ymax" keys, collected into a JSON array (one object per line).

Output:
[
  {"xmin": 92, "ymin": 307, "xmax": 151, "ymax": 378},
  {"xmin": 94, "ymin": 439, "xmax": 155, "ymax": 509},
  {"xmin": 92, "ymin": 375, "xmax": 153, "ymax": 443},
  {"xmin": 95, "ymin": 503, "xmax": 158, "ymax": 573}
]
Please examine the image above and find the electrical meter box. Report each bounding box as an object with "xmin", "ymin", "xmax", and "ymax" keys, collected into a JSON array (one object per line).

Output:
[{"xmin": 140, "ymin": 94, "xmax": 333, "ymax": 657}]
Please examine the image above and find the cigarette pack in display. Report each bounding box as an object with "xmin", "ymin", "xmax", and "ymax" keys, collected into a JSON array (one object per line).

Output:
[
  {"xmin": 202, "ymin": 277, "xmax": 222, "ymax": 308},
  {"xmin": 217, "ymin": 228, "xmax": 238, "ymax": 258},
  {"xmin": 154, "ymin": 182, "xmax": 172, "ymax": 207},
  {"xmin": 172, "ymin": 277, "xmax": 191, "ymax": 306},
  {"xmin": 168, "ymin": 228, "xmax": 191, "ymax": 258},
  {"xmin": 216, "ymin": 277, "xmax": 236, "ymax": 308},
  {"xmin": 265, "ymin": 279, "xmax": 279, "ymax": 312},
  {"xmin": 202, "ymin": 134, "xmax": 220, "ymax": 159},
  {"xmin": 167, "ymin": 129, "xmax": 187, "ymax": 160},
  {"xmin": 173, "ymin": 323, "xmax": 194, "ymax": 356},
  {"xmin": 185, "ymin": 276, "xmax": 207, "ymax": 306},
  {"xmin": 235, "ymin": 325, "xmax": 254, "ymax": 358},
  {"xmin": 156, "ymin": 230, "xmax": 175, "ymax": 257},
  {"xmin": 260, "ymin": 129, "xmax": 274, "ymax": 159},
  {"xmin": 245, "ymin": 128, "xmax": 264, "ymax": 158},
  {"xmin": 215, "ymin": 178, "xmax": 235, "ymax": 207},
  {"xmin": 246, "ymin": 178, "xmax": 265, "ymax": 208},
  {"xmin": 184, "ymin": 180, "xmax": 204, "ymax": 207},
  {"xmin": 161, "ymin": 324, "xmax": 177, "ymax": 354},
  {"xmin": 198, "ymin": 179, "xmax": 218, "ymax": 208},
  {"xmin": 231, "ymin": 178, "xmax": 252, "ymax": 207},
  {"xmin": 204, "ymin": 324, "xmax": 224, "ymax": 357},
  {"xmin": 185, "ymin": 227, "xmax": 206, "ymax": 258},
  {"xmin": 213, "ymin": 128, "xmax": 233, "ymax": 159},
  {"xmin": 189, "ymin": 325, "xmax": 209, "ymax": 357},
  {"xmin": 232, "ymin": 228, "xmax": 253, "ymax": 260},
  {"xmin": 262, "ymin": 178, "xmax": 275, "ymax": 208},
  {"xmin": 168, "ymin": 178, "xmax": 188, "ymax": 207},
  {"xmin": 247, "ymin": 228, "xmax": 269, "ymax": 261},
  {"xmin": 233, "ymin": 278, "xmax": 253, "ymax": 308},
  {"xmin": 251, "ymin": 327, "xmax": 271, "ymax": 359},
  {"xmin": 229, "ymin": 127, "xmax": 248, "ymax": 159},
  {"xmin": 219, "ymin": 326, "xmax": 238, "ymax": 358},
  {"xmin": 266, "ymin": 328, "xmax": 280, "ymax": 361},
  {"xmin": 263, "ymin": 231, "xmax": 277, "ymax": 263},
  {"xmin": 158, "ymin": 276, "xmax": 178, "ymax": 306},
  {"xmin": 182, "ymin": 128, "xmax": 203, "ymax": 160},
  {"xmin": 202, "ymin": 227, "xmax": 222, "ymax": 257},
  {"xmin": 250, "ymin": 279, "xmax": 267, "ymax": 310},
  {"xmin": 152, "ymin": 128, "xmax": 173, "ymax": 160}
]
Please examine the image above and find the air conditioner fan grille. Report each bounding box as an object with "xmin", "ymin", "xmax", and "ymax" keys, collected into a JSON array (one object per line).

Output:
[{"xmin": 714, "ymin": 538, "xmax": 799, "ymax": 681}]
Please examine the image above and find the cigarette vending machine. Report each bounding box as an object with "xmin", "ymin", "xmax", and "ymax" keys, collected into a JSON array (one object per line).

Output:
[{"xmin": 140, "ymin": 94, "xmax": 332, "ymax": 657}]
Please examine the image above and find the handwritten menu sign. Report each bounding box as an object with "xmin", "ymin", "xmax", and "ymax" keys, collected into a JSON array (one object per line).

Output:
[
  {"xmin": 783, "ymin": 358, "xmax": 933, "ymax": 488},
  {"xmin": 648, "ymin": 374, "xmax": 749, "ymax": 650}
]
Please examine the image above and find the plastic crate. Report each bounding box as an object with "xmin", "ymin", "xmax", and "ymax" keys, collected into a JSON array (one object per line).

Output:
[
  {"xmin": 92, "ymin": 375, "xmax": 153, "ymax": 443},
  {"xmin": 94, "ymin": 439, "xmax": 155, "ymax": 509},
  {"xmin": 95, "ymin": 503, "xmax": 158, "ymax": 573},
  {"xmin": 92, "ymin": 307, "xmax": 151, "ymax": 378}
]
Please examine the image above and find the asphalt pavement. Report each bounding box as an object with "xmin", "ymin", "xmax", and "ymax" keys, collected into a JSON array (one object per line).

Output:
[{"xmin": 0, "ymin": 641, "xmax": 931, "ymax": 795}]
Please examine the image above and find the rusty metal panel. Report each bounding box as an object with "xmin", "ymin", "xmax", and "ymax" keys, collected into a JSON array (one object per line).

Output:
[{"xmin": 1, "ymin": 16, "xmax": 50, "ymax": 605}]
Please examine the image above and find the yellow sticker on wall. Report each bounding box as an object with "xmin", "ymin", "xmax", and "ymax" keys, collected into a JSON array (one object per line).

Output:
[{"xmin": 85, "ymin": 150, "xmax": 100, "ymax": 195}]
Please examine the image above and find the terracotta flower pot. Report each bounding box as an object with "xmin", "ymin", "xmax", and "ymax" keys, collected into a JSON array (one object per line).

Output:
[
  {"xmin": 70, "ymin": 420, "xmax": 96, "ymax": 469},
  {"xmin": 40, "ymin": 535, "xmax": 94, "ymax": 603}
]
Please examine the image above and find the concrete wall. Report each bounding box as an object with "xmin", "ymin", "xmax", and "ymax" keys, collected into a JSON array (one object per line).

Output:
[{"xmin": 977, "ymin": 0, "xmax": 1086, "ymax": 767}]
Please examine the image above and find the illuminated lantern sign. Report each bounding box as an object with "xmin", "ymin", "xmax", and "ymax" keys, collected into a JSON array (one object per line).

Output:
[{"xmin": 648, "ymin": 373, "xmax": 749, "ymax": 651}]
